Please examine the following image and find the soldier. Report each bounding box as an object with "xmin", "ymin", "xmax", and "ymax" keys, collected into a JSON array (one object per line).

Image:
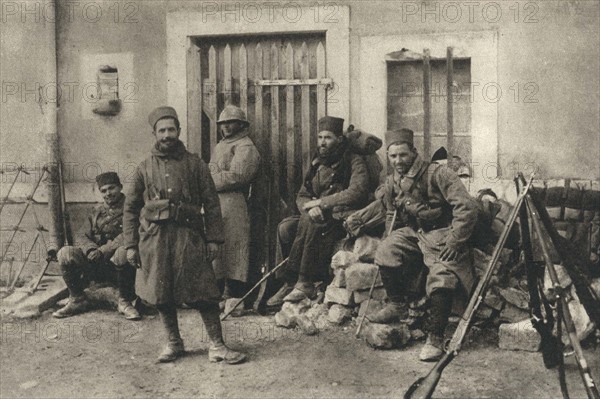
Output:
[
  {"xmin": 266, "ymin": 116, "xmax": 370, "ymax": 305},
  {"xmin": 211, "ymin": 105, "xmax": 261, "ymax": 310},
  {"xmin": 123, "ymin": 106, "xmax": 246, "ymax": 364},
  {"xmin": 369, "ymin": 129, "xmax": 479, "ymax": 362},
  {"xmin": 52, "ymin": 172, "xmax": 140, "ymax": 320}
]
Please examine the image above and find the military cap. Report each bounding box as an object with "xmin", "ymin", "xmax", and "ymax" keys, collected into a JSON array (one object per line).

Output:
[
  {"xmin": 318, "ymin": 116, "xmax": 344, "ymax": 136},
  {"xmin": 385, "ymin": 128, "xmax": 414, "ymax": 149},
  {"xmin": 96, "ymin": 172, "xmax": 121, "ymax": 188},
  {"xmin": 148, "ymin": 106, "xmax": 179, "ymax": 129}
]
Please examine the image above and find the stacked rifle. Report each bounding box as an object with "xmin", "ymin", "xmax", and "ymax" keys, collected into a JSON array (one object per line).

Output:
[{"xmin": 405, "ymin": 173, "xmax": 600, "ymax": 399}]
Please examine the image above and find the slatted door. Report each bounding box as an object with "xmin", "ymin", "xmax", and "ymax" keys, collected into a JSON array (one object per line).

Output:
[{"xmin": 186, "ymin": 34, "xmax": 331, "ymax": 287}]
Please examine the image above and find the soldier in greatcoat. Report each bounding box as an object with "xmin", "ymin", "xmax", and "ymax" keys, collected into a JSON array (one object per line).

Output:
[
  {"xmin": 266, "ymin": 116, "xmax": 370, "ymax": 305},
  {"xmin": 210, "ymin": 105, "xmax": 261, "ymax": 310},
  {"xmin": 369, "ymin": 129, "xmax": 479, "ymax": 361},
  {"xmin": 123, "ymin": 106, "xmax": 246, "ymax": 364}
]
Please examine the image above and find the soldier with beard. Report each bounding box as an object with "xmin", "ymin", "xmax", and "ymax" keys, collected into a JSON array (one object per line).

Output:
[
  {"xmin": 123, "ymin": 106, "xmax": 246, "ymax": 364},
  {"xmin": 266, "ymin": 116, "xmax": 370, "ymax": 305}
]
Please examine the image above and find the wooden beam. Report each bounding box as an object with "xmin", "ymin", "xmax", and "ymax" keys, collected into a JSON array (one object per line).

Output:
[
  {"xmin": 422, "ymin": 48, "xmax": 431, "ymax": 161},
  {"xmin": 208, "ymin": 45, "xmax": 218, "ymax": 151},
  {"xmin": 447, "ymin": 46, "xmax": 454, "ymax": 160},
  {"xmin": 284, "ymin": 42, "xmax": 296, "ymax": 207},
  {"xmin": 186, "ymin": 42, "xmax": 202, "ymax": 155}
]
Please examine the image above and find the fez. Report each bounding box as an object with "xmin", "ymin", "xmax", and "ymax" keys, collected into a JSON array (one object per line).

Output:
[
  {"xmin": 148, "ymin": 106, "xmax": 179, "ymax": 129},
  {"xmin": 96, "ymin": 172, "xmax": 121, "ymax": 188},
  {"xmin": 318, "ymin": 116, "xmax": 344, "ymax": 136},
  {"xmin": 385, "ymin": 128, "xmax": 414, "ymax": 149}
]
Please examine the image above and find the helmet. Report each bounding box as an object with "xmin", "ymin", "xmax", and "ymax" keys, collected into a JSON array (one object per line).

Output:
[{"xmin": 217, "ymin": 105, "xmax": 249, "ymax": 125}]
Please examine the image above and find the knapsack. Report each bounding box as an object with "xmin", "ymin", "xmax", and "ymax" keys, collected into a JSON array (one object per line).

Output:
[{"xmin": 345, "ymin": 126, "xmax": 383, "ymax": 194}]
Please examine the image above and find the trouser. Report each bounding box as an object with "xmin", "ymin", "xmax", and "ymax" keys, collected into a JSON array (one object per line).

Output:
[
  {"xmin": 57, "ymin": 245, "xmax": 136, "ymax": 302},
  {"xmin": 375, "ymin": 226, "xmax": 475, "ymax": 335},
  {"xmin": 156, "ymin": 301, "xmax": 223, "ymax": 346},
  {"xmin": 277, "ymin": 214, "xmax": 345, "ymax": 284}
]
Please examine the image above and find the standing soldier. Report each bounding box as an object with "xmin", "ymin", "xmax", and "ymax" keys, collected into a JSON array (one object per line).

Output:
[
  {"xmin": 211, "ymin": 105, "xmax": 261, "ymax": 311},
  {"xmin": 123, "ymin": 106, "xmax": 246, "ymax": 364},
  {"xmin": 53, "ymin": 172, "xmax": 140, "ymax": 320},
  {"xmin": 369, "ymin": 129, "xmax": 478, "ymax": 362}
]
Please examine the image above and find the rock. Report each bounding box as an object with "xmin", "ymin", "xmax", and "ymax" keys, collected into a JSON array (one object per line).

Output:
[
  {"xmin": 357, "ymin": 299, "xmax": 386, "ymax": 318},
  {"xmin": 498, "ymin": 287, "xmax": 529, "ymax": 310},
  {"xmin": 353, "ymin": 287, "xmax": 387, "ymax": 304},
  {"xmin": 296, "ymin": 314, "xmax": 318, "ymax": 335},
  {"xmin": 410, "ymin": 328, "xmax": 426, "ymax": 341},
  {"xmin": 274, "ymin": 299, "xmax": 312, "ymax": 328},
  {"xmin": 475, "ymin": 305, "xmax": 495, "ymax": 320},
  {"xmin": 224, "ymin": 298, "xmax": 244, "ymax": 317},
  {"xmin": 331, "ymin": 251, "xmax": 360, "ymax": 270},
  {"xmin": 324, "ymin": 286, "xmax": 354, "ymax": 306},
  {"xmin": 274, "ymin": 310, "xmax": 296, "ymax": 328},
  {"xmin": 499, "ymin": 303, "xmax": 529, "ymax": 323},
  {"xmin": 327, "ymin": 304, "xmax": 352, "ymax": 325},
  {"xmin": 565, "ymin": 287, "xmax": 595, "ymax": 343},
  {"xmin": 331, "ymin": 268, "xmax": 346, "ymax": 288},
  {"xmin": 543, "ymin": 264, "xmax": 572, "ymax": 300},
  {"xmin": 498, "ymin": 319, "xmax": 541, "ymax": 352},
  {"xmin": 483, "ymin": 292, "xmax": 504, "ymax": 311},
  {"xmin": 353, "ymin": 235, "xmax": 381, "ymax": 262},
  {"xmin": 345, "ymin": 263, "xmax": 382, "ymax": 291},
  {"xmin": 361, "ymin": 322, "xmax": 410, "ymax": 349}
]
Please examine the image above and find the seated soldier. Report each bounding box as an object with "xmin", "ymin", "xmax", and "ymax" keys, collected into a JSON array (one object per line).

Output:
[
  {"xmin": 266, "ymin": 116, "xmax": 370, "ymax": 305},
  {"xmin": 52, "ymin": 172, "xmax": 140, "ymax": 320},
  {"xmin": 368, "ymin": 130, "xmax": 479, "ymax": 362}
]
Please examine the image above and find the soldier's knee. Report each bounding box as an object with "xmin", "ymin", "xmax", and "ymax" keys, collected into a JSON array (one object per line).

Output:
[
  {"xmin": 110, "ymin": 246, "xmax": 129, "ymax": 269},
  {"xmin": 278, "ymin": 218, "xmax": 298, "ymax": 244},
  {"xmin": 57, "ymin": 246, "xmax": 83, "ymax": 267}
]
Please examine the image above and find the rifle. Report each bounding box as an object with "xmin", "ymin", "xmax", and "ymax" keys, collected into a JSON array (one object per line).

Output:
[
  {"xmin": 525, "ymin": 195, "xmax": 600, "ymax": 399},
  {"xmin": 404, "ymin": 173, "xmax": 535, "ymax": 399},
  {"xmin": 221, "ymin": 257, "xmax": 288, "ymax": 321}
]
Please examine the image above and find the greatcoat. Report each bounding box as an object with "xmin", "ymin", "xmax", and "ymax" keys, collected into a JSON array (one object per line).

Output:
[
  {"xmin": 210, "ymin": 131, "xmax": 260, "ymax": 283},
  {"xmin": 123, "ymin": 141, "xmax": 224, "ymax": 305}
]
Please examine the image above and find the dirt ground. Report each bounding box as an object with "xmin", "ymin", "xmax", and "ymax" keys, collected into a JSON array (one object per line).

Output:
[{"xmin": 1, "ymin": 307, "xmax": 598, "ymax": 399}]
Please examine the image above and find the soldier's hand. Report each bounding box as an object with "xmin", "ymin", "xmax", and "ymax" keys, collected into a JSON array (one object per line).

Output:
[
  {"xmin": 439, "ymin": 244, "xmax": 460, "ymax": 262},
  {"xmin": 308, "ymin": 206, "xmax": 325, "ymax": 223},
  {"xmin": 206, "ymin": 242, "xmax": 220, "ymax": 262},
  {"xmin": 303, "ymin": 199, "xmax": 322, "ymax": 211},
  {"xmin": 127, "ymin": 248, "xmax": 141, "ymax": 269},
  {"xmin": 87, "ymin": 249, "xmax": 103, "ymax": 262}
]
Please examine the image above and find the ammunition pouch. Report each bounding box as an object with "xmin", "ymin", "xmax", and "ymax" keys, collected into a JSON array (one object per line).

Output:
[
  {"xmin": 141, "ymin": 199, "xmax": 175, "ymax": 223},
  {"xmin": 141, "ymin": 200, "xmax": 205, "ymax": 234}
]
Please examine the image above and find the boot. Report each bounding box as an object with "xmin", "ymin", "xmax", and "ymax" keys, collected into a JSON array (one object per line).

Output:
[
  {"xmin": 368, "ymin": 302, "xmax": 404, "ymax": 323},
  {"xmin": 283, "ymin": 282, "xmax": 316, "ymax": 302},
  {"xmin": 118, "ymin": 298, "xmax": 141, "ymax": 320},
  {"xmin": 419, "ymin": 334, "xmax": 445, "ymax": 361},
  {"xmin": 52, "ymin": 295, "xmax": 89, "ymax": 318},
  {"xmin": 157, "ymin": 304, "xmax": 184, "ymax": 363},
  {"xmin": 266, "ymin": 282, "xmax": 294, "ymax": 307},
  {"xmin": 199, "ymin": 304, "xmax": 247, "ymax": 365}
]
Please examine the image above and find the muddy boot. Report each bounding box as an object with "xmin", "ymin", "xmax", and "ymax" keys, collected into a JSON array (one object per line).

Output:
[
  {"xmin": 53, "ymin": 295, "xmax": 89, "ymax": 318},
  {"xmin": 283, "ymin": 282, "xmax": 316, "ymax": 303},
  {"xmin": 419, "ymin": 334, "xmax": 445, "ymax": 361},
  {"xmin": 157, "ymin": 304, "xmax": 184, "ymax": 363},
  {"xmin": 199, "ymin": 303, "xmax": 247, "ymax": 365},
  {"xmin": 266, "ymin": 282, "xmax": 294, "ymax": 307},
  {"xmin": 368, "ymin": 302, "xmax": 404, "ymax": 323}
]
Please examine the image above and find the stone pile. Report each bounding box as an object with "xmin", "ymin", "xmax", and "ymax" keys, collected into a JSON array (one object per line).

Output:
[{"xmin": 274, "ymin": 235, "xmax": 600, "ymax": 352}]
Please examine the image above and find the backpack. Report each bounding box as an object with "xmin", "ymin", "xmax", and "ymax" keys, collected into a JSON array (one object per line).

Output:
[
  {"xmin": 345, "ymin": 126, "xmax": 383, "ymax": 194},
  {"xmin": 472, "ymin": 190, "xmax": 520, "ymax": 250}
]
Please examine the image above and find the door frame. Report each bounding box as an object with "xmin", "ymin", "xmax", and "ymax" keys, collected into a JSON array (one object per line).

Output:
[{"xmin": 166, "ymin": 4, "xmax": 350, "ymax": 145}]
